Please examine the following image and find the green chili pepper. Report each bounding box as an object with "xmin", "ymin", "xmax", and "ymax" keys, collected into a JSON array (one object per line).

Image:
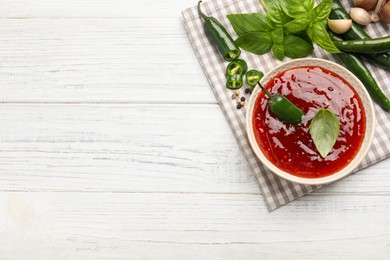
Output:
[
  {"xmin": 258, "ymin": 82, "xmax": 303, "ymax": 123},
  {"xmin": 246, "ymin": 70, "xmax": 264, "ymax": 87},
  {"xmin": 226, "ymin": 59, "xmax": 247, "ymax": 76},
  {"xmin": 330, "ymin": 0, "xmax": 390, "ymax": 69},
  {"xmin": 329, "ymin": 33, "xmax": 390, "ymax": 111},
  {"xmin": 198, "ymin": 1, "xmax": 241, "ymax": 61},
  {"xmin": 333, "ymin": 36, "xmax": 390, "ymax": 54},
  {"xmin": 226, "ymin": 74, "xmax": 243, "ymax": 89}
]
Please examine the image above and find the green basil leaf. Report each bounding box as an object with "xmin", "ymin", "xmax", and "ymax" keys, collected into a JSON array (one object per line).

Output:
[
  {"xmin": 284, "ymin": 17, "xmax": 310, "ymax": 33},
  {"xmin": 309, "ymin": 108, "xmax": 340, "ymax": 158},
  {"xmin": 309, "ymin": 0, "xmax": 333, "ymax": 22},
  {"xmin": 280, "ymin": 0, "xmax": 315, "ymax": 18},
  {"xmin": 227, "ymin": 13, "xmax": 274, "ymax": 36},
  {"xmin": 267, "ymin": 0, "xmax": 292, "ymax": 27},
  {"xmin": 307, "ymin": 22, "xmax": 340, "ymax": 53},
  {"xmin": 272, "ymin": 42, "xmax": 284, "ymax": 60},
  {"xmin": 236, "ymin": 32, "xmax": 273, "ymax": 55},
  {"xmin": 272, "ymin": 28, "xmax": 284, "ymax": 44},
  {"xmin": 283, "ymin": 35, "xmax": 313, "ymax": 58}
]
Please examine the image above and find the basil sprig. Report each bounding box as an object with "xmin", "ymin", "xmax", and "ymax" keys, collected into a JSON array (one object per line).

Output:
[
  {"xmin": 227, "ymin": 0, "xmax": 339, "ymax": 61},
  {"xmin": 309, "ymin": 108, "xmax": 340, "ymax": 158}
]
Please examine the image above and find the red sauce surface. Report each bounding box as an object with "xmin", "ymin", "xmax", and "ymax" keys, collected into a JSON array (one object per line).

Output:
[{"xmin": 253, "ymin": 66, "xmax": 366, "ymax": 178}]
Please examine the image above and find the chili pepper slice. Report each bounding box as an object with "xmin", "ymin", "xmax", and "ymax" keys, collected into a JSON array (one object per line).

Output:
[
  {"xmin": 258, "ymin": 82, "xmax": 303, "ymax": 123},
  {"xmin": 198, "ymin": 1, "xmax": 241, "ymax": 61},
  {"xmin": 246, "ymin": 70, "xmax": 264, "ymax": 87},
  {"xmin": 226, "ymin": 74, "xmax": 243, "ymax": 90},
  {"xmin": 226, "ymin": 59, "xmax": 247, "ymax": 76}
]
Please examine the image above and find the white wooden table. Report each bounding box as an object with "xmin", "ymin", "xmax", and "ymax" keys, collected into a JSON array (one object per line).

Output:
[{"xmin": 0, "ymin": 0, "xmax": 389, "ymax": 259}]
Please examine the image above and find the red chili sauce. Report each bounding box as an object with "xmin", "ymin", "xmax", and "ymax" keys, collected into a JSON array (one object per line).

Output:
[{"xmin": 253, "ymin": 66, "xmax": 366, "ymax": 178}]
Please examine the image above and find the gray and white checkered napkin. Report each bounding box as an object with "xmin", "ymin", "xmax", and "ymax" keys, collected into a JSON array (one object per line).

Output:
[{"xmin": 182, "ymin": 0, "xmax": 390, "ymax": 210}]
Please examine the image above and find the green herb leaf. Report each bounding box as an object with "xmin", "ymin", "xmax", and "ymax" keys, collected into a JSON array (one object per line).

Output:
[
  {"xmin": 309, "ymin": 0, "xmax": 333, "ymax": 22},
  {"xmin": 235, "ymin": 32, "xmax": 273, "ymax": 55},
  {"xmin": 267, "ymin": 0, "xmax": 292, "ymax": 27},
  {"xmin": 271, "ymin": 28, "xmax": 284, "ymax": 44},
  {"xmin": 227, "ymin": 13, "xmax": 274, "ymax": 36},
  {"xmin": 307, "ymin": 22, "xmax": 340, "ymax": 53},
  {"xmin": 272, "ymin": 42, "xmax": 284, "ymax": 60},
  {"xmin": 283, "ymin": 35, "xmax": 313, "ymax": 58},
  {"xmin": 309, "ymin": 108, "xmax": 340, "ymax": 158},
  {"xmin": 280, "ymin": 0, "xmax": 315, "ymax": 18},
  {"xmin": 284, "ymin": 17, "xmax": 310, "ymax": 33}
]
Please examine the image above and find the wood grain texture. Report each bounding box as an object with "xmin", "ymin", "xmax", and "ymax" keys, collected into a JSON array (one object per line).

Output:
[
  {"xmin": 0, "ymin": 0, "xmax": 389, "ymax": 258},
  {"xmin": 0, "ymin": 18, "xmax": 214, "ymax": 103},
  {"xmin": 0, "ymin": 104, "xmax": 388, "ymax": 195},
  {"xmin": 0, "ymin": 192, "xmax": 389, "ymax": 259},
  {"xmin": 0, "ymin": 0, "xmax": 197, "ymax": 18}
]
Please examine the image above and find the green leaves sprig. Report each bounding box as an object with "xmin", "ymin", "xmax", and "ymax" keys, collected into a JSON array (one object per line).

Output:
[
  {"xmin": 309, "ymin": 108, "xmax": 340, "ymax": 158},
  {"xmin": 227, "ymin": 0, "xmax": 339, "ymax": 61}
]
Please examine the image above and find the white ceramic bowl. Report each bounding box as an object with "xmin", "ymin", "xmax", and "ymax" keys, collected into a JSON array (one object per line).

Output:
[{"xmin": 246, "ymin": 58, "xmax": 376, "ymax": 185}]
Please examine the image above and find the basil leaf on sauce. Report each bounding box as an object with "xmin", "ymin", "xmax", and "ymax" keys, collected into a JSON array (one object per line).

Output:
[{"xmin": 309, "ymin": 108, "xmax": 340, "ymax": 158}]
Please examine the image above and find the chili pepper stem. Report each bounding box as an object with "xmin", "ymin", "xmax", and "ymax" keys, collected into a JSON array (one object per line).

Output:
[
  {"xmin": 257, "ymin": 82, "xmax": 273, "ymax": 98},
  {"xmin": 197, "ymin": 1, "xmax": 210, "ymax": 20}
]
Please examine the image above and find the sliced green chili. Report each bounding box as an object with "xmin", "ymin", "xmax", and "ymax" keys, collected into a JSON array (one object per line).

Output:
[
  {"xmin": 246, "ymin": 70, "xmax": 264, "ymax": 87},
  {"xmin": 198, "ymin": 1, "xmax": 241, "ymax": 61},
  {"xmin": 258, "ymin": 82, "xmax": 303, "ymax": 123},
  {"xmin": 226, "ymin": 59, "xmax": 247, "ymax": 76},
  {"xmin": 226, "ymin": 74, "xmax": 243, "ymax": 89}
]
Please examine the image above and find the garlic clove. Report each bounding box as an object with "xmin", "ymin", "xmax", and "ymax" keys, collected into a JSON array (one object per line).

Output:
[
  {"xmin": 328, "ymin": 19, "xmax": 353, "ymax": 34},
  {"xmin": 354, "ymin": 0, "xmax": 378, "ymax": 11},
  {"xmin": 350, "ymin": 7, "xmax": 372, "ymax": 25}
]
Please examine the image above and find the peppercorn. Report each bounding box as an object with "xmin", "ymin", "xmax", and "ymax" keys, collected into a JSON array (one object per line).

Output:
[
  {"xmin": 240, "ymin": 101, "xmax": 245, "ymax": 106},
  {"xmin": 231, "ymin": 93, "xmax": 237, "ymax": 100},
  {"xmin": 245, "ymin": 88, "xmax": 250, "ymax": 94},
  {"xmin": 241, "ymin": 96, "xmax": 245, "ymax": 101},
  {"xmin": 234, "ymin": 90, "xmax": 240, "ymax": 96},
  {"xmin": 236, "ymin": 97, "xmax": 241, "ymax": 104},
  {"xmin": 237, "ymin": 104, "xmax": 242, "ymax": 109}
]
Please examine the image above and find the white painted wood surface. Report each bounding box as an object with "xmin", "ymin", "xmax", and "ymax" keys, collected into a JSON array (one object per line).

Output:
[{"xmin": 0, "ymin": 0, "xmax": 389, "ymax": 259}]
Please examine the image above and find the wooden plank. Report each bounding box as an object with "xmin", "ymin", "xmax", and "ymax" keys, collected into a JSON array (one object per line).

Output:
[
  {"xmin": 0, "ymin": 104, "xmax": 389, "ymax": 194},
  {"xmin": 0, "ymin": 0, "xmax": 197, "ymax": 18},
  {"xmin": 0, "ymin": 18, "xmax": 214, "ymax": 103},
  {"xmin": 0, "ymin": 192, "xmax": 389, "ymax": 259},
  {"xmin": 0, "ymin": 104, "xmax": 257, "ymax": 193}
]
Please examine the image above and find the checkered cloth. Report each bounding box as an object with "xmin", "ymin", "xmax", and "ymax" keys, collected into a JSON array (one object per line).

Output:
[{"xmin": 182, "ymin": 0, "xmax": 390, "ymax": 210}]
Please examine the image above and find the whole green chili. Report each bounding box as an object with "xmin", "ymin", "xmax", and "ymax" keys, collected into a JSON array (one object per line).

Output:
[
  {"xmin": 198, "ymin": 1, "xmax": 241, "ymax": 61},
  {"xmin": 258, "ymin": 82, "xmax": 303, "ymax": 123}
]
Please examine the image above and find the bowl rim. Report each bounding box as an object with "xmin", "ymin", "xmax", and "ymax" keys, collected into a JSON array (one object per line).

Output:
[{"xmin": 245, "ymin": 57, "xmax": 376, "ymax": 185}]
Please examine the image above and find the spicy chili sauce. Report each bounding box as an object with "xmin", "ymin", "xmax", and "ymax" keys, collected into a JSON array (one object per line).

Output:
[{"xmin": 252, "ymin": 66, "xmax": 366, "ymax": 178}]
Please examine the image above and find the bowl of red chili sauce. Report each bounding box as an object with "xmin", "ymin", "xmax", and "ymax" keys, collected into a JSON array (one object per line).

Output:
[{"xmin": 246, "ymin": 58, "xmax": 375, "ymax": 185}]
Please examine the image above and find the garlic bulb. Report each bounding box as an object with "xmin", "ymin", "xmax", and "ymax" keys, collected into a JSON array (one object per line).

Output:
[
  {"xmin": 328, "ymin": 19, "xmax": 353, "ymax": 34},
  {"xmin": 350, "ymin": 7, "xmax": 372, "ymax": 25},
  {"xmin": 354, "ymin": 0, "xmax": 378, "ymax": 11}
]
